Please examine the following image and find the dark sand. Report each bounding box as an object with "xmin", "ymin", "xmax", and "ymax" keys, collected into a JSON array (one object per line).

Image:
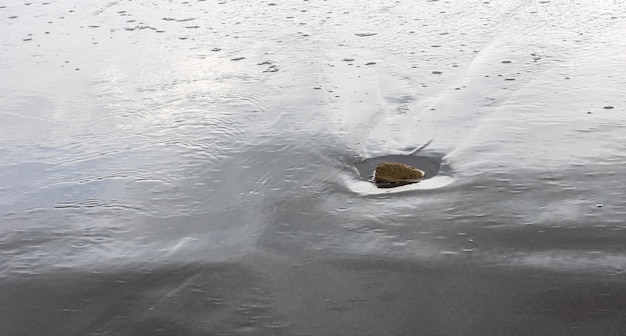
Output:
[
  {"xmin": 2, "ymin": 0, "xmax": 626, "ymax": 335},
  {"xmin": 2, "ymin": 255, "xmax": 625, "ymax": 336}
]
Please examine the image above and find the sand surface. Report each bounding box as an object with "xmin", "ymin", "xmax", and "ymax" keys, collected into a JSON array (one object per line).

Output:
[{"xmin": 1, "ymin": 0, "xmax": 626, "ymax": 335}]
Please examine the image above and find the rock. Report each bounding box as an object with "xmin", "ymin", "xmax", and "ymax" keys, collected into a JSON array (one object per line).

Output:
[{"xmin": 373, "ymin": 162, "xmax": 425, "ymax": 188}]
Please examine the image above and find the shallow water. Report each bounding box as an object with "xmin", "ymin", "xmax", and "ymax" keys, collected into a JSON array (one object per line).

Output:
[{"xmin": 2, "ymin": 0, "xmax": 626, "ymax": 335}]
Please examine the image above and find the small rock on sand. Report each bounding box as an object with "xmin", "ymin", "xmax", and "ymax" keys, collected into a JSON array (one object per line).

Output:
[{"xmin": 373, "ymin": 162, "xmax": 425, "ymax": 188}]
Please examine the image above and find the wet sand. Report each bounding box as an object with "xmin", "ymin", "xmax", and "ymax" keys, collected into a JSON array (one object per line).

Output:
[
  {"xmin": 2, "ymin": 254, "xmax": 626, "ymax": 336},
  {"xmin": 2, "ymin": 0, "xmax": 626, "ymax": 335}
]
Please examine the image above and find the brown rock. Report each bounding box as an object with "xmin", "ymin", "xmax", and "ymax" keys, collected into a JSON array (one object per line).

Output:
[{"xmin": 373, "ymin": 162, "xmax": 425, "ymax": 188}]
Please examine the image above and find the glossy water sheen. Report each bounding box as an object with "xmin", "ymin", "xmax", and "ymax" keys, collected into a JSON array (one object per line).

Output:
[{"xmin": 1, "ymin": 1, "xmax": 626, "ymax": 335}]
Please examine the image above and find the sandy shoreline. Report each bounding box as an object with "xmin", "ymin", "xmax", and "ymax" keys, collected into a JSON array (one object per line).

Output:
[
  {"xmin": 2, "ymin": 1, "xmax": 626, "ymax": 335},
  {"xmin": 2, "ymin": 253, "xmax": 626, "ymax": 336}
]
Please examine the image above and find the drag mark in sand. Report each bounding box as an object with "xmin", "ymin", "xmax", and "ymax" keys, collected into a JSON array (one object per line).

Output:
[{"xmin": 92, "ymin": 1, "xmax": 123, "ymax": 16}]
